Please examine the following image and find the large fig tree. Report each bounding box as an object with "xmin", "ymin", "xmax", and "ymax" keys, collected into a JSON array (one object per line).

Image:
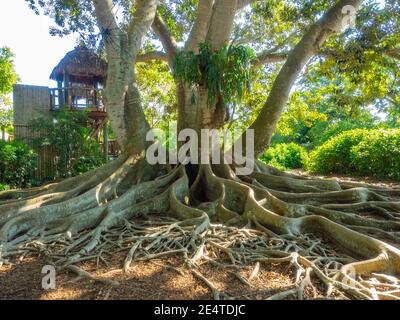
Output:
[{"xmin": 1, "ymin": 0, "xmax": 400, "ymax": 299}]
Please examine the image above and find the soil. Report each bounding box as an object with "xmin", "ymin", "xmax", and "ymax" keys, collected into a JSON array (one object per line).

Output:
[
  {"xmin": 0, "ymin": 253, "xmax": 320, "ymax": 300},
  {"xmin": 290, "ymin": 170, "xmax": 400, "ymax": 189}
]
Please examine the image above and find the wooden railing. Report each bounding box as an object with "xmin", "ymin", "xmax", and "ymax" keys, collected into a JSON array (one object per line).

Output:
[{"xmin": 49, "ymin": 87, "xmax": 105, "ymax": 111}]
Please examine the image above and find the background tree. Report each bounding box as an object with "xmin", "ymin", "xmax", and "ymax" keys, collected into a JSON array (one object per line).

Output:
[
  {"xmin": 0, "ymin": 47, "xmax": 18, "ymax": 140},
  {"xmin": 1, "ymin": 0, "xmax": 400, "ymax": 299}
]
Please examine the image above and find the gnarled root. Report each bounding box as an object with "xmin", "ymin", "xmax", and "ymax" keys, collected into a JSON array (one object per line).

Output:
[{"xmin": 1, "ymin": 156, "xmax": 400, "ymax": 300}]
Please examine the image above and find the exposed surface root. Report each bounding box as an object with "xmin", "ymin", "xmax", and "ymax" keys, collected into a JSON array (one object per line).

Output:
[{"xmin": 1, "ymin": 155, "xmax": 400, "ymax": 300}]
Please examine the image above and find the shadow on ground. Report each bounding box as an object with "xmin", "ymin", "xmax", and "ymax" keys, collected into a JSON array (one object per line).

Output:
[{"xmin": 0, "ymin": 253, "xmax": 311, "ymax": 300}]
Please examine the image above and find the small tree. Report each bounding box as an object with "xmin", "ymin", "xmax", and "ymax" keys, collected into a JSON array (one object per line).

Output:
[
  {"xmin": 0, "ymin": 47, "xmax": 18, "ymax": 141},
  {"xmin": 29, "ymin": 109, "xmax": 104, "ymax": 178},
  {"xmin": 0, "ymin": 106, "xmax": 13, "ymax": 141}
]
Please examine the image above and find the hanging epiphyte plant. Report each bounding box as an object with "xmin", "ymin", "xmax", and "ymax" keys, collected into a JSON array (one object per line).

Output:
[{"xmin": 173, "ymin": 42, "xmax": 256, "ymax": 106}]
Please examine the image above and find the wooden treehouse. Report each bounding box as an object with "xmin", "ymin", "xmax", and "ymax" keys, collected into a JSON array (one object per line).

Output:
[
  {"xmin": 13, "ymin": 46, "xmax": 120, "ymax": 179},
  {"xmin": 49, "ymin": 46, "xmax": 108, "ymax": 138}
]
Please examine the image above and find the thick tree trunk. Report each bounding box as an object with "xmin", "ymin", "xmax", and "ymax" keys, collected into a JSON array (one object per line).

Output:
[
  {"xmin": 206, "ymin": 0, "xmax": 238, "ymax": 50},
  {"xmin": 93, "ymin": 0, "xmax": 157, "ymax": 152}
]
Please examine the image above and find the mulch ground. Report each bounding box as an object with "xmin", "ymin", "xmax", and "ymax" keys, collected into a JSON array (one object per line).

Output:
[
  {"xmin": 0, "ymin": 253, "xmax": 317, "ymax": 300},
  {"xmin": 291, "ymin": 170, "xmax": 400, "ymax": 189}
]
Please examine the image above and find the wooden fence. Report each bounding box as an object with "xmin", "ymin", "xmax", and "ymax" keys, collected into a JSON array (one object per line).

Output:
[
  {"xmin": 13, "ymin": 124, "xmax": 121, "ymax": 181},
  {"xmin": 14, "ymin": 124, "xmax": 57, "ymax": 180},
  {"xmin": 99, "ymin": 140, "xmax": 121, "ymax": 157}
]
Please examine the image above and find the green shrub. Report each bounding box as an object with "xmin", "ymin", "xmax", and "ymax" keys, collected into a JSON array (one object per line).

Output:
[
  {"xmin": 350, "ymin": 129, "xmax": 400, "ymax": 180},
  {"xmin": 309, "ymin": 129, "xmax": 400, "ymax": 180},
  {"xmin": 260, "ymin": 143, "xmax": 309, "ymax": 170},
  {"xmin": 73, "ymin": 144, "xmax": 105, "ymax": 174},
  {"xmin": 308, "ymin": 120, "xmax": 373, "ymax": 148},
  {"xmin": 308, "ymin": 129, "xmax": 367, "ymax": 174},
  {"xmin": 0, "ymin": 140, "xmax": 37, "ymax": 188},
  {"xmin": 0, "ymin": 183, "xmax": 10, "ymax": 191}
]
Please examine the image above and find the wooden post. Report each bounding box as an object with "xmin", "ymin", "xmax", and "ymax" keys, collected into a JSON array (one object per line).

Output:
[
  {"xmin": 57, "ymin": 80, "xmax": 64, "ymax": 107},
  {"xmin": 64, "ymin": 72, "xmax": 70, "ymax": 108},
  {"xmin": 103, "ymin": 120, "xmax": 109, "ymax": 162},
  {"xmin": 94, "ymin": 81, "xmax": 98, "ymax": 108}
]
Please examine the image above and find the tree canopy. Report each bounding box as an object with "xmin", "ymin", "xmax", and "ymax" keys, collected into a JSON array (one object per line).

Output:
[
  {"xmin": 25, "ymin": 0, "xmax": 399, "ymax": 149},
  {"xmin": 0, "ymin": 47, "xmax": 18, "ymax": 129},
  {"xmin": 0, "ymin": 47, "xmax": 18, "ymax": 105}
]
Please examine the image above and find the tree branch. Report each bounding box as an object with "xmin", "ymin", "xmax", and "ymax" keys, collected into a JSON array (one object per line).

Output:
[
  {"xmin": 206, "ymin": 0, "xmax": 238, "ymax": 50},
  {"xmin": 384, "ymin": 48, "xmax": 400, "ymax": 61},
  {"xmin": 92, "ymin": 0, "xmax": 121, "ymax": 59},
  {"xmin": 151, "ymin": 14, "xmax": 178, "ymax": 66},
  {"xmin": 185, "ymin": 0, "xmax": 214, "ymax": 53},
  {"xmin": 242, "ymin": 0, "xmax": 364, "ymax": 156},
  {"xmin": 385, "ymin": 95, "xmax": 400, "ymax": 108},
  {"xmin": 92, "ymin": 0, "xmax": 119, "ymax": 34},
  {"xmin": 252, "ymin": 51, "xmax": 289, "ymax": 66},
  {"xmin": 136, "ymin": 51, "xmax": 168, "ymax": 63},
  {"xmin": 127, "ymin": 0, "xmax": 158, "ymax": 61}
]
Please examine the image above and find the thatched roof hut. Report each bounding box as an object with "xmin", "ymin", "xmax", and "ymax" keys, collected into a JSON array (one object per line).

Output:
[{"xmin": 50, "ymin": 46, "xmax": 107, "ymax": 86}]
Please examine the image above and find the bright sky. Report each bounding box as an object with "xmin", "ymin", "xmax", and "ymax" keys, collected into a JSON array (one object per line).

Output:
[{"xmin": 0, "ymin": 0, "xmax": 78, "ymax": 87}]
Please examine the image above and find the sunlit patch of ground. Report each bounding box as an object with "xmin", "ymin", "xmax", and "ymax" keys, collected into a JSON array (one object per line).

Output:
[
  {"xmin": 291, "ymin": 170, "xmax": 400, "ymax": 189},
  {"xmin": 0, "ymin": 254, "xmax": 321, "ymax": 300}
]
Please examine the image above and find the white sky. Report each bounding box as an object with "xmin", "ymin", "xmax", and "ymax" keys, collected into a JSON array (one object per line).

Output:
[{"xmin": 0, "ymin": 0, "xmax": 78, "ymax": 87}]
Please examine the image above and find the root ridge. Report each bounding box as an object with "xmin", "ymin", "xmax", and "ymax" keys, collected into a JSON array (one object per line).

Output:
[{"xmin": 1, "ymin": 157, "xmax": 400, "ymax": 300}]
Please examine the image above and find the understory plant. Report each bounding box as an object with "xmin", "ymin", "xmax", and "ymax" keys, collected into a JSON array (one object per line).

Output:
[
  {"xmin": 309, "ymin": 128, "xmax": 400, "ymax": 180},
  {"xmin": 29, "ymin": 108, "xmax": 104, "ymax": 178},
  {"xmin": 0, "ymin": 140, "xmax": 37, "ymax": 188},
  {"xmin": 173, "ymin": 43, "xmax": 255, "ymax": 105},
  {"xmin": 260, "ymin": 143, "xmax": 309, "ymax": 170}
]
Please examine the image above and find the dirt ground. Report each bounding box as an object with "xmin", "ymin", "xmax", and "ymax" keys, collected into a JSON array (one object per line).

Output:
[
  {"xmin": 0, "ymin": 253, "xmax": 321, "ymax": 300},
  {"xmin": 291, "ymin": 170, "xmax": 400, "ymax": 189}
]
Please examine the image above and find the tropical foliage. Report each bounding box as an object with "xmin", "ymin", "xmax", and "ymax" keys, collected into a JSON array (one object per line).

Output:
[
  {"xmin": 0, "ymin": 140, "xmax": 37, "ymax": 189},
  {"xmin": 29, "ymin": 109, "xmax": 104, "ymax": 178},
  {"xmin": 0, "ymin": 47, "xmax": 18, "ymax": 137},
  {"xmin": 260, "ymin": 143, "xmax": 309, "ymax": 170},
  {"xmin": 0, "ymin": 47, "xmax": 18, "ymax": 105},
  {"xmin": 173, "ymin": 43, "xmax": 255, "ymax": 105},
  {"xmin": 309, "ymin": 129, "xmax": 400, "ymax": 180}
]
